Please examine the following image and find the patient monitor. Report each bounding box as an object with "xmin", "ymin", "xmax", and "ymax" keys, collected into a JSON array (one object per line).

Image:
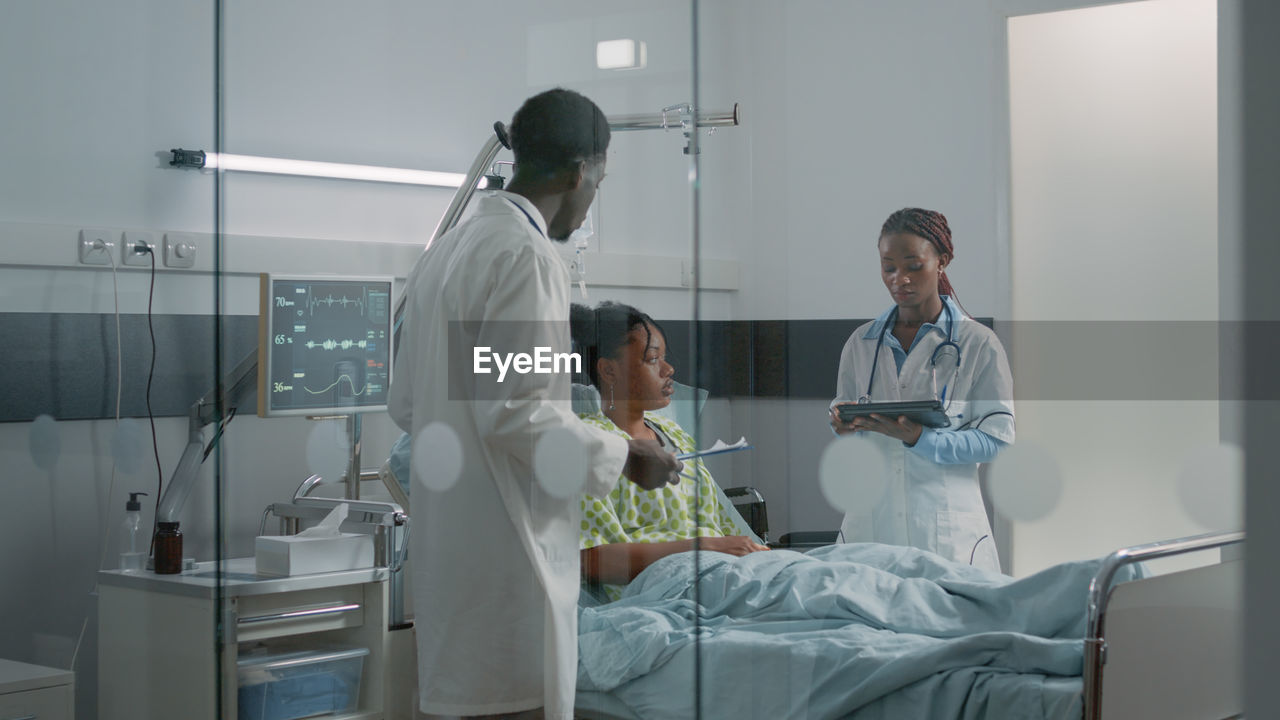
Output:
[{"xmin": 258, "ymin": 274, "xmax": 394, "ymax": 417}]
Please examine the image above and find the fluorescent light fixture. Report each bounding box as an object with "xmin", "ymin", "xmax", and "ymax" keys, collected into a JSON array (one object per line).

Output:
[
  {"xmin": 169, "ymin": 149, "xmax": 466, "ymax": 188},
  {"xmin": 596, "ymin": 39, "xmax": 647, "ymax": 70}
]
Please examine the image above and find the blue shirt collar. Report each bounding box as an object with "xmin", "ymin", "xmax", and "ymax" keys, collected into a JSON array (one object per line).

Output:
[{"xmin": 862, "ymin": 294, "xmax": 964, "ymax": 341}]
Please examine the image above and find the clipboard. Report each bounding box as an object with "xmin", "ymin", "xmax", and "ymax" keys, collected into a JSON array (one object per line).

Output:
[
  {"xmin": 675, "ymin": 437, "xmax": 752, "ymax": 461},
  {"xmin": 835, "ymin": 400, "xmax": 951, "ymax": 429}
]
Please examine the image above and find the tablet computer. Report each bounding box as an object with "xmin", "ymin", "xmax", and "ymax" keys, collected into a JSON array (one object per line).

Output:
[{"xmin": 835, "ymin": 400, "xmax": 951, "ymax": 428}]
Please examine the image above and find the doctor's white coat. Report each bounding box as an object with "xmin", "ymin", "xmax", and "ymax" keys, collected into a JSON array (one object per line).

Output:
[
  {"xmin": 833, "ymin": 300, "xmax": 1015, "ymax": 572},
  {"xmin": 389, "ymin": 191, "xmax": 628, "ymax": 719}
]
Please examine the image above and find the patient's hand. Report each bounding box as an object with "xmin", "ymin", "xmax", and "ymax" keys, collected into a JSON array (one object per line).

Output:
[
  {"xmin": 697, "ymin": 535, "xmax": 770, "ymax": 556},
  {"xmin": 623, "ymin": 438, "xmax": 683, "ymax": 491}
]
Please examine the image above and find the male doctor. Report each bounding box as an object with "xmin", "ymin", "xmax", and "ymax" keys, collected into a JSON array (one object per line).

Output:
[{"xmin": 389, "ymin": 88, "xmax": 680, "ymax": 720}]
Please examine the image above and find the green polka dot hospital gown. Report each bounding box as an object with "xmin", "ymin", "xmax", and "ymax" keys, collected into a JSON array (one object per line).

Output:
[{"xmin": 578, "ymin": 411, "xmax": 742, "ymax": 602}]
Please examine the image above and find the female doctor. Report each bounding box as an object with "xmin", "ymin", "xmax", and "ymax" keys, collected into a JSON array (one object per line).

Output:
[{"xmin": 829, "ymin": 207, "xmax": 1014, "ymax": 572}]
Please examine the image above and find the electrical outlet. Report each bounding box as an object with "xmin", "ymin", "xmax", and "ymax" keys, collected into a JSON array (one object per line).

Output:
[
  {"xmin": 78, "ymin": 229, "xmax": 116, "ymax": 265},
  {"xmin": 163, "ymin": 233, "xmax": 196, "ymax": 268},
  {"xmin": 122, "ymin": 231, "xmax": 156, "ymax": 266}
]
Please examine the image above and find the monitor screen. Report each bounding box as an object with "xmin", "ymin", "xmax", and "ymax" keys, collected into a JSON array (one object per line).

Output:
[{"xmin": 258, "ymin": 274, "xmax": 393, "ymax": 417}]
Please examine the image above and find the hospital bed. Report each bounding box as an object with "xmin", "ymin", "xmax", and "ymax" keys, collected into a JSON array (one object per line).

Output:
[
  {"xmin": 375, "ymin": 404, "xmax": 1241, "ymax": 719},
  {"xmin": 573, "ymin": 530, "xmax": 1243, "ymax": 720},
  {"xmin": 377, "ymin": 382, "xmax": 1241, "ymax": 719},
  {"xmin": 371, "ymin": 384, "xmax": 1239, "ymax": 712}
]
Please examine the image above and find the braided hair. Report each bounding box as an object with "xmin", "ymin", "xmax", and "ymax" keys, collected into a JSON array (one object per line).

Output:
[
  {"xmin": 880, "ymin": 207, "xmax": 957, "ymax": 299},
  {"xmin": 569, "ymin": 301, "xmax": 664, "ymax": 389}
]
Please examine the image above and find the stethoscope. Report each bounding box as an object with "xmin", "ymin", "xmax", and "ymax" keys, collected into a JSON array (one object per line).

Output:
[{"xmin": 859, "ymin": 302, "xmax": 961, "ymax": 409}]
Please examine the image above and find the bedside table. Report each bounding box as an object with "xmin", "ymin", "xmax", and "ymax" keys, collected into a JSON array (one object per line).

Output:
[{"xmin": 0, "ymin": 658, "xmax": 74, "ymax": 720}]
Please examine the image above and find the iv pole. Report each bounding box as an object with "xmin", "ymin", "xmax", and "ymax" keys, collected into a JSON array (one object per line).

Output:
[{"xmin": 425, "ymin": 103, "xmax": 740, "ymax": 256}]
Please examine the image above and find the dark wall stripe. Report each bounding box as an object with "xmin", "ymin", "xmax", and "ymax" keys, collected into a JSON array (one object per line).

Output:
[
  {"xmin": 1, "ymin": 313, "xmax": 257, "ymax": 423},
  {"xmin": 2, "ymin": 313, "xmax": 997, "ymax": 423},
  {"xmin": 661, "ymin": 317, "xmax": 994, "ymax": 400},
  {"xmin": 659, "ymin": 319, "xmax": 864, "ymax": 399}
]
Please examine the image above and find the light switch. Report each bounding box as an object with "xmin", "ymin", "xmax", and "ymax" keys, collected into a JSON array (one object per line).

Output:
[{"xmin": 164, "ymin": 233, "xmax": 196, "ymax": 268}]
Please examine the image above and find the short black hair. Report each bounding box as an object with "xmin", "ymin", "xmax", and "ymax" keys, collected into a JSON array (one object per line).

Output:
[{"xmin": 508, "ymin": 88, "xmax": 610, "ymax": 177}]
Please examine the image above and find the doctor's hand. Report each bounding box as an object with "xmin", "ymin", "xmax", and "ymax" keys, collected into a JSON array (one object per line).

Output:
[
  {"xmin": 623, "ymin": 438, "xmax": 683, "ymax": 491},
  {"xmin": 829, "ymin": 403, "xmax": 859, "ymax": 435},
  {"xmin": 850, "ymin": 414, "xmax": 924, "ymax": 447}
]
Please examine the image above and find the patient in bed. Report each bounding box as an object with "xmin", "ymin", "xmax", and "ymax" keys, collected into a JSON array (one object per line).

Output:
[{"xmin": 570, "ymin": 301, "xmax": 769, "ymax": 602}]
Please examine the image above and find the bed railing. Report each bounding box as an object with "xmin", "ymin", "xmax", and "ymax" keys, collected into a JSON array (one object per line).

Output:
[{"xmin": 1083, "ymin": 529, "xmax": 1245, "ymax": 720}]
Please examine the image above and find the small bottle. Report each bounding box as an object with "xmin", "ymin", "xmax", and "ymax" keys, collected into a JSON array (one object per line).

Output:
[
  {"xmin": 154, "ymin": 521, "xmax": 183, "ymax": 575},
  {"xmin": 119, "ymin": 492, "xmax": 148, "ymax": 572}
]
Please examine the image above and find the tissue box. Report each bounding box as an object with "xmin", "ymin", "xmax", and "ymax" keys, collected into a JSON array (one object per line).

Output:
[{"xmin": 255, "ymin": 533, "xmax": 374, "ymax": 577}]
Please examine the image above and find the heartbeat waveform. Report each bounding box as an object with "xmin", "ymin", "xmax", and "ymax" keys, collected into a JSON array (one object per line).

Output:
[
  {"xmin": 304, "ymin": 374, "xmax": 376, "ymax": 396},
  {"xmin": 304, "ymin": 339, "xmax": 370, "ymax": 350},
  {"xmin": 309, "ymin": 292, "xmax": 367, "ymax": 316}
]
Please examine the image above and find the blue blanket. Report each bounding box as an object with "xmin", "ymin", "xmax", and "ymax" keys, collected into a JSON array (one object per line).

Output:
[{"xmin": 578, "ymin": 544, "xmax": 1136, "ymax": 720}]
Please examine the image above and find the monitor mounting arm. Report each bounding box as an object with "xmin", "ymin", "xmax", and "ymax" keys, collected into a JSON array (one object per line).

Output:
[{"xmin": 155, "ymin": 349, "xmax": 258, "ymax": 523}]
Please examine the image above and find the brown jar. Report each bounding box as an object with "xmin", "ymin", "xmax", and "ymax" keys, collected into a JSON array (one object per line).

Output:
[{"xmin": 154, "ymin": 521, "xmax": 183, "ymax": 574}]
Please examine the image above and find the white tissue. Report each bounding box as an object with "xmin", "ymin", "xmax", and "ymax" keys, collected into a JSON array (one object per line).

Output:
[
  {"xmin": 295, "ymin": 502, "xmax": 348, "ymax": 537},
  {"xmin": 255, "ymin": 503, "xmax": 373, "ymax": 576}
]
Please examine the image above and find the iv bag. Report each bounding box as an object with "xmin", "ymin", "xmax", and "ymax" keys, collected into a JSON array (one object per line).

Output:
[
  {"xmin": 569, "ymin": 202, "xmax": 594, "ymax": 248},
  {"xmin": 569, "ymin": 205, "xmax": 593, "ymax": 299}
]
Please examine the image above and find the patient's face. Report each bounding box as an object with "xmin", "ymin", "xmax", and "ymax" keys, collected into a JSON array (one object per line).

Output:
[{"xmin": 618, "ymin": 323, "xmax": 675, "ymax": 412}]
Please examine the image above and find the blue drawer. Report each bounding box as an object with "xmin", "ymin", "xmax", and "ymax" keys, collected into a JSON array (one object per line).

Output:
[{"xmin": 237, "ymin": 647, "xmax": 368, "ymax": 720}]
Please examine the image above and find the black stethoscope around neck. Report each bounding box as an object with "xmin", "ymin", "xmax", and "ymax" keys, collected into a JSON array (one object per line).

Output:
[{"xmin": 860, "ymin": 301, "xmax": 962, "ymax": 407}]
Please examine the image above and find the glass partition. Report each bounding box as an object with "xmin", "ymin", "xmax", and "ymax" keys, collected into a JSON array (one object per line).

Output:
[
  {"xmin": 0, "ymin": 3, "xmax": 221, "ymax": 719},
  {"xmin": 2, "ymin": 1, "xmax": 1244, "ymax": 718},
  {"xmin": 685, "ymin": 0, "xmax": 1237, "ymax": 718},
  {"xmin": 216, "ymin": 2, "xmax": 704, "ymax": 720}
]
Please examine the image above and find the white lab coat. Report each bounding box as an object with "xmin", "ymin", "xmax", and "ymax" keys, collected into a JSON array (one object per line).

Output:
[
  {"xmin": 832, "ymin": 298, "xmax": 1015, "ymax": 572},
  {"xmin": 389, "ymin": 191, "xmax": 628, "ymax": 719}
]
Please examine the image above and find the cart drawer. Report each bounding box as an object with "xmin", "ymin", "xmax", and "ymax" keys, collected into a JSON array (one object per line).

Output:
[{"xmin": 235, "ymin": 585, "xmax": 365, "ymax": 641}]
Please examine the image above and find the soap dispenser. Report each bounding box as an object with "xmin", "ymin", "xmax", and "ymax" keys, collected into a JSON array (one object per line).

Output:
[{"xmin": 120, "ymin": 492, "xmax": 148, "ymax": 572}]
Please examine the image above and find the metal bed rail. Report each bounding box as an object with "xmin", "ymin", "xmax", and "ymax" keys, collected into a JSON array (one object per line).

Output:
[{"xmin": 1082, "ymin": 529, "xmax": 1245, "ymax": 720}]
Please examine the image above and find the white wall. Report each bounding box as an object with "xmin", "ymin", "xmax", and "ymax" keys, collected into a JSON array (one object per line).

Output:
[
  {"xmin": 1007, "ymin": 0, "xmax": 1226, "ymax": 572},
  {"xmin": 0, "ymin": 0, "xmax": 214, "ymax": 232},
  {"xmin": 698, "ymin": 0, "xmax": 1010, "ymax": 323}
]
